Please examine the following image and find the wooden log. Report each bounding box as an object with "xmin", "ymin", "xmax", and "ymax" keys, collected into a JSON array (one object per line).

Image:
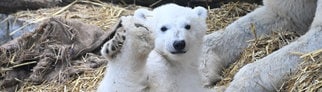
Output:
[{"xmin": 0, "ymin": 0, "xmax": 74, "ymax": 14}]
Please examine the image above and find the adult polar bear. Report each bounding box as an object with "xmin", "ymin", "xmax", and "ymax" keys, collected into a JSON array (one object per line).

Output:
[{"xmin": 202, "ymin": 0, "xmax": 322, "ymax": 91}]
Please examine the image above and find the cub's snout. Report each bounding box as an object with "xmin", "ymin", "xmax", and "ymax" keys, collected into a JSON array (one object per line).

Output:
[{"xmin": 171, "ymin": 40, "xmax": 186, "ymax": 54}]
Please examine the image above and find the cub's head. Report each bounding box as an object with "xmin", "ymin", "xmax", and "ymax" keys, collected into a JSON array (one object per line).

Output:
[{"xmin": 134, "ymin": 3, "xmax": 208, "ymax": 55}]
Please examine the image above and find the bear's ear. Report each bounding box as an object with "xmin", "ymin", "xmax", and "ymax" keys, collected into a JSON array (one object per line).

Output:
[
  {"xmin": 193, "ymin": 6, "xmax": 207, "ymax": 19},
  {"xmin": 134, "ymin": 8, "xmax": 151, "ymax": 21}
]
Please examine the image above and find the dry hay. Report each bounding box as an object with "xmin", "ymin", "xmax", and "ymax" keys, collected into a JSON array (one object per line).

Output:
[
  {"xmin": 0, "ymin": 16, "xmax": 110, "ymax": 92},
  {"xmin": 4, "ymin": 1, "xmax": 130, "ymax": 92},
  {"xmin": 14, "ymin": 0, "xmax": 131, "ymax": 31},
  {"xmin": 3, "ymin": 1, "xmax": 263, "ymax": 92},
  {"xmin": 206, "ymin": 2, "xmax": 259, "ymax": 33},
  {"xmin": 216, "ymin": 29, "xmax": 322, "ymax": 91},
  {"xmin": 19, "ymin": 53, "xmax": 107, "ymax": 92},
  {"xmin": 216, "ymin": 31, "xmax": 301, "ymax": 87},
  {"xmin": 209, "ymin": 2, "xmax": 322, "ymax": 92},
  {"xmin": 280, "ymin": 50, "xmax": 322, "ymax": 92}
]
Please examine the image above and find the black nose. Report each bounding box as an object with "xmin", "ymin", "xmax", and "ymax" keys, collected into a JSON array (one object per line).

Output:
[{"xmin": 173, "ymin": 40, "xmax": 185, "ymax": 51}]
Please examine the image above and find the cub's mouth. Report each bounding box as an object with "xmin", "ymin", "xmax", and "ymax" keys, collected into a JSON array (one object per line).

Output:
[{"xmin": 170, "ymin": 50, "xmax": 187, "ymax": 54}]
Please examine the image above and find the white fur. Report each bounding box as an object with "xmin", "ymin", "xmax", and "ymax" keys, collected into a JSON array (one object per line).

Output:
[
  {"xmin": 200, "ymin": 0, "xmax": 322, "ymax": 91},
  {"xmin": 200, "ymin": 0, "xmax": 317, "ymax": 87},
  {"xmin": 138, "ymin": 3, "xmax": 210, "ymax": 92},
  {"xmin": 227, "ymin": 1, "xmax": 322, "ymax": 91},
  {"xmin": 98, "ymin": 3, "xmax": 210, "ymax": 92},
  {"xmin": 97, "ymin": 16, "xmax": 154, "ymax": 92}
]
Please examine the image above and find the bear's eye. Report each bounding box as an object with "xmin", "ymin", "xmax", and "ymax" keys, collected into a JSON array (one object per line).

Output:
[
  {"xmin": 161, "ymin": 26, "xmax": 168, "ymax": 32},
  {"xmin": 185, "ymin": 24, "xmax": 191, "ymax": 30}
]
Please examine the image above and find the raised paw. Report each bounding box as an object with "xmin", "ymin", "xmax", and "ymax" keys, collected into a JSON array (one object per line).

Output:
[{"xmin": 101, "ymin": 22, "xmax": 126, "ymax": 59}]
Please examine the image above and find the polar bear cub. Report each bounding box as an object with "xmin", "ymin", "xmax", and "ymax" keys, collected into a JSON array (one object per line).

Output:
[
  {"xmin": 136, "ymin": 3, "xmax": 209, "ymax": 92},
  {"xmin": 98, "ymin": 16, "xmax": 154, "ymax": 92}
]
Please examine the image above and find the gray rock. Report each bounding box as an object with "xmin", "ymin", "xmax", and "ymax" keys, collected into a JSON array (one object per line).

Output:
[{"xmin": 0, "ymin": 14, "xmax": 38, "ymax": 45}]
